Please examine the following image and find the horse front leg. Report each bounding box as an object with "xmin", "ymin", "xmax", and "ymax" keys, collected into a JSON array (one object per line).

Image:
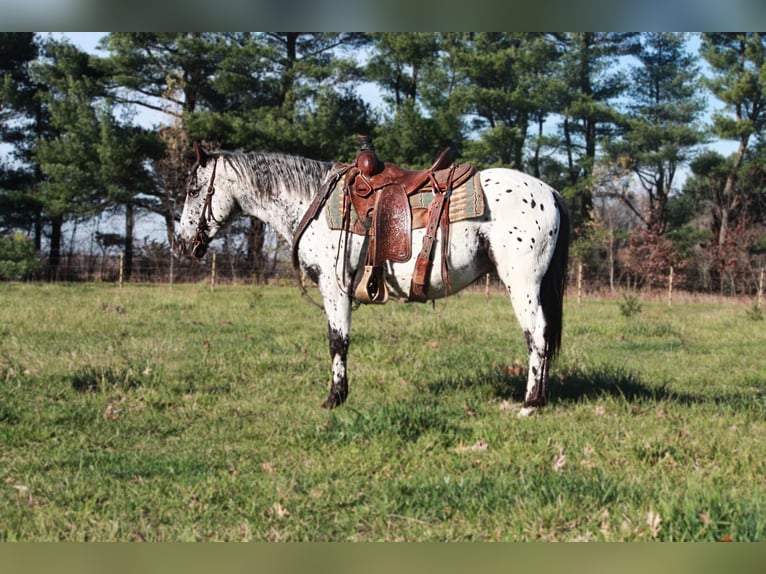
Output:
[
  {"xmin": 323, "ymin": 321, "xmax": 350, "ymax": 408},
  {"xmin": 319, "ymin": 285, "xmax": 352, "ymax": 409}
]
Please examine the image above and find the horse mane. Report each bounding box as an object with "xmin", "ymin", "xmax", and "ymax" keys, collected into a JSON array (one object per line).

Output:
[{"xmin": 213, "ymin": 150, "xmax": 333, "ymax": 201}]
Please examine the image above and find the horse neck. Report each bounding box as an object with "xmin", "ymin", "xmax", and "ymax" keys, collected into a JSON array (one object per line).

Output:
[{"xmin": 221, "ymin": 154, "xmax": 324, "ymax": 243}]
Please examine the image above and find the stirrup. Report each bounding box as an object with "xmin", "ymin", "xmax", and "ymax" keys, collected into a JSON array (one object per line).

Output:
[{"xmin": 354, "ymin": 265, "xmax": 389, "ymax": 304}]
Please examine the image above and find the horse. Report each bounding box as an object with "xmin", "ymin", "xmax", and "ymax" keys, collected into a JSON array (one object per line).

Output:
[{"xmin": 176, "ymin": 143, "xmax": 570, "ymax": 416}]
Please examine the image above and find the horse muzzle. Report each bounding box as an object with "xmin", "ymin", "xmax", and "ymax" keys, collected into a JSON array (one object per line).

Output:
[{"xmin": 175, "ymin": 233, "xmax": 207, "ymax": 260}]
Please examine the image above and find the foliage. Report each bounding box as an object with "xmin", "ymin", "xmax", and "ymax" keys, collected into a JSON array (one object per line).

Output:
[
  {"xmin": 618, "ymin": 292, "xmax": 643, "ymax": 318},
  {"xmin": 746, "ymin": 302, "xmax": 764, "ymax": 321},
  {"xmin": 0, "ymin": 231, "xmax": 41, "ymax": 280},
  {"xmin": 609, "ymin": 32, "xmax": 706, "ymax": 235},
  {"xmin": 3, "ymin": 33, "xmax": 766, "ymax": 294},
  {"xmin": 623, "ymin": 220, "xmax": 686, "ymax": 290}
]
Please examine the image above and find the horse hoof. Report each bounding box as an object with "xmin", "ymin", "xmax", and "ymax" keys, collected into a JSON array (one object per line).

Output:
[
  {"xmin": 518, "ymin": 405, "xmax": 537, "ymax": 417},
  {"xmin": 321, "ymin": 392, "xmax": 346, "ymax": 409},
  {"xmin": 321, "ymin": 398, "xmax": 337, "ymax": 409}
]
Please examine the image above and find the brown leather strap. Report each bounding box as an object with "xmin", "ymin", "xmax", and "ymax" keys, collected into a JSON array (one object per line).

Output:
[
  {"xmin": 408, "ymin": 166, "xmax": 458, "ymax": 302},
  {"xmin": 292, "ymin": 165, "xmax": 351, "ymax": 269},
  {"xmin": 409, "ymin": 183, "xmax": 450, "ymax": 302}
]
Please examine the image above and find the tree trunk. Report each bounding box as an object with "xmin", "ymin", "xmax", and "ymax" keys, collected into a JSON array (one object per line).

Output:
[
  {"xmin": 46, "ymin": 216, "xmax": 63, "ymax": 282},
  {"xmin": 124, "ymin": 200, "xmax": 134, "ymax": 282},
  {"xmin": 247, "ymin": 217, "xmax": 267, "ymax": 284}
]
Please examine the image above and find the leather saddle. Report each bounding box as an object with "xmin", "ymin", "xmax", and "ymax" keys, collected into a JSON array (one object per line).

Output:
[{"xmin": 292, "ymin": 136, "xmax": 475, "ymax": 304}]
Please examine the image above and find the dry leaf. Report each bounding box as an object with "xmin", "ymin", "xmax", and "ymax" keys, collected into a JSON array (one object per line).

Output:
[
  {"xmin": 272, "ymin": 502, "xmax": 290, "ymax": 518},
  {"xmin": 599, "ymin": 509, "xmax": 611, "ymax": 538},
  {"xmin": 552, "ymin": 448, "xmax": 566, "ymax": 472},
  {"xmin": 456, "ymin": 439, "xmax": 489, "ymax": 453},
  {"xmin": 647, "ymin": 510, "xmax": 662, "ymax": 539}
]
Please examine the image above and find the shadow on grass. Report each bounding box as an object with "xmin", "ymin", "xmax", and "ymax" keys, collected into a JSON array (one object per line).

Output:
[
  {"xmin": 427, "ymin": 365, "xmax": 763, "ymax": 411},
  {"xmin": 70, "ymin": 365, "xmax": 146, "ymax": 392}
]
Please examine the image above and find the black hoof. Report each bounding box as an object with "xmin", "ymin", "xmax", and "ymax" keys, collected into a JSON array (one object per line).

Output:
[
  {"xmin": 523, "ymin": 395, "xmax": 547, "ymax": 409},
  {"xmin": 321, "ymin": 390, "xmax": 347, "ymax": 409}
]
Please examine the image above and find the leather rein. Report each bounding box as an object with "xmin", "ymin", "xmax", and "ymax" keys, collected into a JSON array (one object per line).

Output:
[{"xmin": 190, "ymin": 156, "xmax": 219, "ymax": 259}]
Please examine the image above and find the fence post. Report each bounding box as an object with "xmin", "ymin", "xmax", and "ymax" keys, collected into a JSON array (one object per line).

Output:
[
  {"xmin": 169, "ymin": 244, "xmax": 174, "ymax": 286},
  {"xmin": 577, "ymin": 260, "xmax": 583, "ymax": 305},
  {"xmin": 758, "ymin": 267, "xmax": 764, "ymax": 310},
  {"xmin": 210, "ymin": 252, "xmax": 217, "ymax": 292},
  {"xmin": 668, "ymin": 266, "xmax": 674, "ymax": 307},
  {"xmin": 118, "ymin": 249, "xmax": 124, "ymax": 289}
]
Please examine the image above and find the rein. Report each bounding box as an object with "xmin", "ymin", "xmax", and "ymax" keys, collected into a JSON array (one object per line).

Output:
[{"xmin": 191, "ymin": 157, "xmax": 219, "ymax": 259}]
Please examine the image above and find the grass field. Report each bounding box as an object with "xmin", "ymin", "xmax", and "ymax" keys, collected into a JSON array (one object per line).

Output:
[{"xmin": 1, "ymin": 282, "xmax": 765, "ymax": 541}]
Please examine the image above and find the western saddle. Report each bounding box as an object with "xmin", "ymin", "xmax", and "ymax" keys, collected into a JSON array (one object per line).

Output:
[{"xmin": 293, "ymin": 136, "xmax": 475, "ymax": 304}]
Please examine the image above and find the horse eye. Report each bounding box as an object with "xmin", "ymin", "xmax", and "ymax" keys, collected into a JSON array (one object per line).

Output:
[{"xmin": 187, "ymin": 175, "xmax": 202, "ymax": 197}]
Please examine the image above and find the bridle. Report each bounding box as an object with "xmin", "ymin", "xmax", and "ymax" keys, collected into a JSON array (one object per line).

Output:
[{"xmin": 189, "ymin": 156, "xmax": 219, "ymax": 259}]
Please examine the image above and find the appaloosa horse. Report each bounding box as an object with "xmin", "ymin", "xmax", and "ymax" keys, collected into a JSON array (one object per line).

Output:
[{"xmin": 176, "ymin": 143, "xmax": 569, "ymax": 416}]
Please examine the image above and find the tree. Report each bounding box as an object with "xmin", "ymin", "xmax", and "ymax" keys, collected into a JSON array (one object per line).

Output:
[
  {"xmin": 96, "ymin": 105, "xmax": 164, "ymax": 280},
  {"xmin": 552, "ymin": 32, "xmax": 640, "ymax": 226},
  {"xmin": 98, "ymin": 33, "xmax": 225, "ymax": 120},
  {"xmin": 445, "ymin": 33, "xmax": 558, "ymax": 170},
  {"xmin": 702, "ymin": 33, "xmax": 766, "ymax": 248},
  {"xmin": 0, "ymin": 33, "xmax": 44, "ymax": 248},
  {"xmin": 183, "ymin": 33, "xmax": 373, "ymax": 281},
  {"xmin": 611, "ymin": 33, "xmax": 706, "ymax": 235},
  {"xmin": 367, "ymin": 33, "xmax": 439, "ymax": 110},
  {"xmin": 32, "ymin": 38, "xmax": 108, "ymax": 280},
  {"xmin": 366, "ymin": 33, "xmax": 463, "ymax": 167},
  {"xmin": 186, "ymin": 32, "xmax": 372, "ymax": 156},
  {"xmin": 97, "ymin": 33, "xmax": 228, "ymax": 257},
  {"xmin": 701, "ymin": 33, "xmax": 766, "ymax": 291}
]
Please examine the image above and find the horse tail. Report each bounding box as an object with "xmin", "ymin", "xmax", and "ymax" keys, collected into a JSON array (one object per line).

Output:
[{"xmin": 540, "ymin": 191, "xmax": 570, "ymax": 359}]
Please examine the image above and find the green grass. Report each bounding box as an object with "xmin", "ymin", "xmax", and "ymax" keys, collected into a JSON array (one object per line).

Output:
[{"xmin": 1, "ymin": 283, "xmax": 765, "ymax": 541}]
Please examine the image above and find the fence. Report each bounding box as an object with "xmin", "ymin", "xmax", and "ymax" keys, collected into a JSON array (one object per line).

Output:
[{"xmin": 16, "ymin": 244, "xmax": 766, "ymax": 310}]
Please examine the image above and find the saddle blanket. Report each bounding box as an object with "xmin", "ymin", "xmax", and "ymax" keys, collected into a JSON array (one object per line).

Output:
[{"xmin": 325, "ymin": 170, "xmax": 485, "ymax": 233}]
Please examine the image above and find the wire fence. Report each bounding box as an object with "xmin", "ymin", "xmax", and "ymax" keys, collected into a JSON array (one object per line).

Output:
[{"xmin": 33, "ymin": 247, "xmax": 765, "ymax": 311}]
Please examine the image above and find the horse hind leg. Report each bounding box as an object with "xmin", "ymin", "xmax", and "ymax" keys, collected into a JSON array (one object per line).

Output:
[
  {"xmin": 519, "ymin": 308, "xmax": 552, "ymax": 416},
  {"xmin": 502, "ymin": 276, "xmax": 553, "ymax": 416}
]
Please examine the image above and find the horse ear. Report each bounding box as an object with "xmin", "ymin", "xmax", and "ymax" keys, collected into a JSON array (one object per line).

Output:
[{"xmin": 194, "ymin": 141, "xmax": 209, "ymax": 167}]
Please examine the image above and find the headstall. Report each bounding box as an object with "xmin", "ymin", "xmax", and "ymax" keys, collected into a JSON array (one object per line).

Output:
[{"xmin": 190, "ymin": 156, "xmax": 219, "ymax": 259}]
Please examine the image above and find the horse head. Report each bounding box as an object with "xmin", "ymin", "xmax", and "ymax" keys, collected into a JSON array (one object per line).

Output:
[{"xmin": 176, "ymin": 142, "xmax": 232, "ymax": 260}]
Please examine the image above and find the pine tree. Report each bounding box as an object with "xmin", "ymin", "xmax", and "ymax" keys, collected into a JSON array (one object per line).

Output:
[
  {"xmin": 611, "ymin": 32, "xmax": 706, "ymax": 235},
  {"xmin": 701, "ymin": 33, "xmax": 766, "ymax": 292}
]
